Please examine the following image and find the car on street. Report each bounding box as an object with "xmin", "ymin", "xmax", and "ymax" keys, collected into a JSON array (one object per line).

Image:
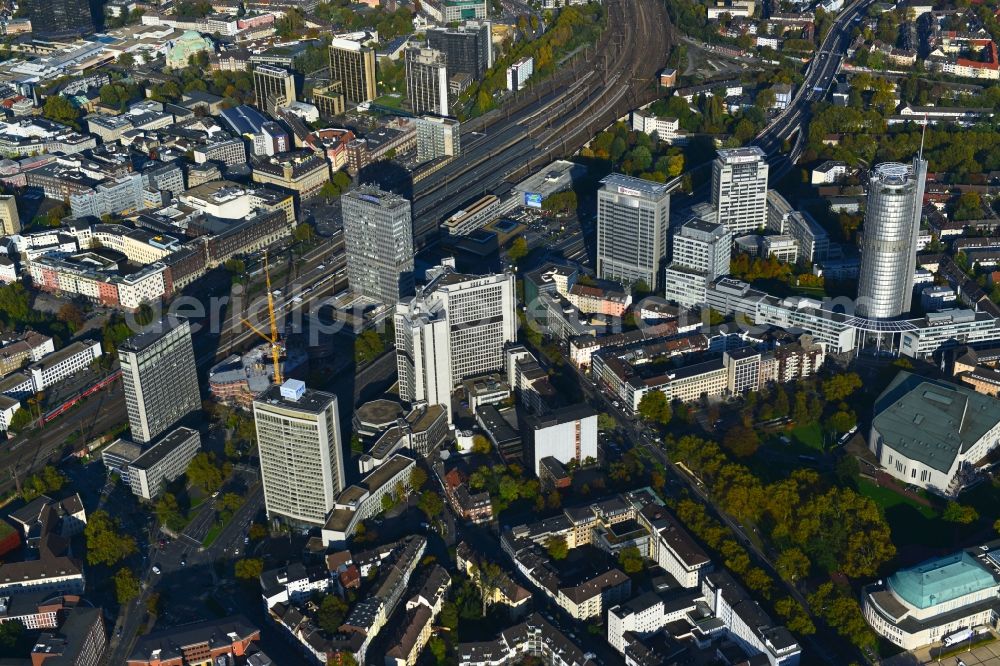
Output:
[{"xmin": 152, "ymin": 566, "xmax": 160, "ymax": 575}]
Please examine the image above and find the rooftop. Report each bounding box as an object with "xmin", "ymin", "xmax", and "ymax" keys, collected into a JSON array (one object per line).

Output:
[
  {"xmin": 888, "ymin": 551, "xmax": 999, "ymax": 610},
  {"xmin": 873, "ymin": 371, "xmax": 1000, "ymax": 473},
  {"xmin": 118, "ymin": 316, "xmax": 188, "ymax": 354},
  {"xmin": 254, "ymin": 383, "xmax": 337, "ymax": 415}
]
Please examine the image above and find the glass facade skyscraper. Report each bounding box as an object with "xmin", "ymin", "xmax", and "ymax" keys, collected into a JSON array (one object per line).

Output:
[
  {"xmin": 342, "ymin": 186, "xmax": 415, "ymax": 306},
  {"xmin": 596, "ymin": 174, "xmax": 671, "ymax": 290},
  {"xmin": 856, "ymin": 158, "xmax": 928, "ymax": 319}
]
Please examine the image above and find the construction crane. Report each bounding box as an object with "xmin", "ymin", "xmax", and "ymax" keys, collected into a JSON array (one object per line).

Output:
[{"xmin": 241, "ymin": 249, "xmax": 283, "ymax": 385}]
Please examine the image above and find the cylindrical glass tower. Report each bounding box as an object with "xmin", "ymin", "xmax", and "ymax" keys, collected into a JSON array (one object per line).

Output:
[{"xmin": 856, "ymin": 159, "xmax": 927, "ymax": 319}]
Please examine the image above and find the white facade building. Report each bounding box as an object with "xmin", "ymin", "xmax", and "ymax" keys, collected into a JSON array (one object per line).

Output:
[
  {"xmin": 863, "ymin": 548, "xmax": 1000, "ymax": 650},
  {"xmin": 870, "ymin": 371, "xmax": 1000, "ymax": 497},
  {"xmin": 506, "ymin": 56, "xmax": 533, "ymax": 91},
  {"xmin": 253, "ymin": 380, "xmax": 345, "ymax": 526},
  {"xmin": 395, "ymin": 266, "xmax": 516, "ymax": 421},
  {"xmin": 664, "ymin": 215, "xmax": 732, "ymax": 308},
  {"xmin": 712, "ymin": 146, "xmax": 769, "ymax": 235},
  {"xmin": 524, "ymin": 404, "xmax": 598, "ymax": 476}
]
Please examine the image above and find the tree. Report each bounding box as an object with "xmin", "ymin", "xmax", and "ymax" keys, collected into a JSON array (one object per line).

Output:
[
  {"xmin": 617, "ymin": 546, "xmax": 644, "ymax": 574},
  {"xmin": 350, "ymin": 434, "xmax": 364, "ymax": 455},
  {"xmin": 155, "ymin": 492, "xmax": 186, "ymax": 531},
  {"xmin": 0, "ymin": 620, "xmax": 25, "ymax": 657},
  {"xmin": 439, "ymin": 602, "xmax": 459, "ymax": 630},
  {"xmin": 428, "ymin": 636, "xmax": 447, "ymax": 664},
  {"xmin": 117, "ymin": 52, "xmax": 135, "ymax": 68},
  {"xmin": 186, "ymin": 452, "xmax": 224, "ymax": 494},
  {"xmin": 85, "ymin": 510, "xmax": 137, "ymax": 566},
  {"xmin": 722, "ymin": 424, "xmax": 760, "ymax": 457},
  {"xmin": 507, "ymin": 237, "xmax": 529, "ymax": 263},
  {"xmin": 826, "ymin": 410, "xmax": 856, "ymax": 434},
  {"xmin": 943, "ymin": 502, "xmax": 979, "ymax": 524},
  {"xmin": 417, "ymin": 491, "xmax": 443, "ymax": 519},
  {"xmin": 248, "ymin": 523, "xmax": 268, "ymax": 540},
  {"xmin": 597, "ymin": 412, "xmax": 617, "ymax": 431},
  {"xmin": 775, "ymin": 597, "xmax": 816, "ymax": 635},
  {"xmin": 775, "ymin": 548, "xmax": 810, "ymax": 583},
  {"xmin": 293, "ymin": 222, "xmax": 315, "ymax": 244},
  {"xmin": 217, "ymin": 493, "xmax": 243, "ymax": 522},
  {"xmin": 57, "ymin": 303, "xmax": 85, "ymax": 331},
  {"xmin": 234, "ymin": 558, "xmax": 264, "ymax": 580},
  {"xmin": 545, "ymin": 535, "xmax": 569, "ymax": 560},
  {"xmin": 6, "ymin": 408, "xmax": 31, "ymax": 433},
  {"xmin": 114, "ymin": 567, "xmax": 141, "ymax": 604},
  {"xmin": 637, "ymin": 390, "xmax": 671, "ymax": 425},
  {"xmin": 381, "ymin": 493, "xmax": 395, "ymax": 512},
  {"xmin": 471, "ymin": 434, "xmax": 491, "ymax": 455},
  {"xmin": 409, "ymin": 467, "xmax": 428, "ymax": 492},
  {"xmin": 822, "ymin": 373, "xmax": 862, "ymax": 402},
  {"xmin": 42, "ymin": 95, "xmax": 81, "ymax": 129},
  {"xmin": 317, "ymin": 594, "xmax": 349, "ymax": 633}
]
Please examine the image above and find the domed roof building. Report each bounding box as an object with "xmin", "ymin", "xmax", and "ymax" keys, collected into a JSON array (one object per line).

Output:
[{"xmin": 166, "ymin": 30, "xmax": 214, "ymax": 69}]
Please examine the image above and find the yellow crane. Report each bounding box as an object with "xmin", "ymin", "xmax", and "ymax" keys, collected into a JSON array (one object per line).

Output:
[{"xmin": 241, "ymin": 249, "xmax": 283, "ymax": 385}]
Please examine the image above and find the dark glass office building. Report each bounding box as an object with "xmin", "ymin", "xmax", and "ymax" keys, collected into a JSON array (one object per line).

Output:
[
  {"xmin": 25, "ymin": 0, "xmax": 95, "ymax": 39},
  {"xmin": 426, "ymin": 21, "xmax": 493, "ymax": 80}
]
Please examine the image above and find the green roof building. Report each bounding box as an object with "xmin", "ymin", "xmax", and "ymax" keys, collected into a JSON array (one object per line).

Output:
[{"xmin": 863, "ymin": 547, "xmax": 1000, "ymax": 650}]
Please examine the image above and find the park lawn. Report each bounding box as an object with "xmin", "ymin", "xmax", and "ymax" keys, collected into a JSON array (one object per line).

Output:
[
  {"xmin": 374, "ymin": 94, "xmax": 403, "ymax": 109},
  {"xmin": 857, "ymin": 478, "xmax": 937, "ymax": 519},
  {"xmin": 790, "ymin": 422, "xmax": 824, "ymax": 452}
]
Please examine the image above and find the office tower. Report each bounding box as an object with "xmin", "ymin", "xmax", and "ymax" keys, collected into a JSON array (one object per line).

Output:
[
  {"xmin": 23, "ymin": 0, "xmax": 94, "ymax": 39},
  {"xmin": 405, "ymin": 48, "xmax": 449, "ymax": 117},
  {"xmin": 426, "ymin": 21, "xmax": 493, "ymax": 79},
  {"xmin": 395, "ymin": 266, "xmax": 517, "ymax": 421},
  {"xmin": 118, "ymin": 317, "xmax": 200, "ymax": 444},
  {"xmin": 253, "ymin": 64, "xmax": 296, "ymax": 115},
  {"xmin": 0, "ymin": 195, "xmax": 19, "ymax": 236},
  {"xmin": 664, "ymin": 215, "xmax": 732, "ymax": 308},
  {"xmin": 415, "ymin": 115, "xmax": 461, "ymax": 162},
  {"xmin": 329, "ymin": 38, "xmax": 377, "ymax": 104},
  {"xmin": 856, "ymin": 158, "xmax": 928, "ymax": 319},
  {"xmin": 342, "ymin": 186, "xmax": 415, "ymax": 306},
  {"xmin": 711, "ymin": 146, "xmax": 769, "ymax": 235},
  {"xmin": 596, "ymin": 174, "xmax": 671, "ymax": 290},
  {"xmin": 253, "ymin": 379, "xmax": 344, "ymax": 526}
]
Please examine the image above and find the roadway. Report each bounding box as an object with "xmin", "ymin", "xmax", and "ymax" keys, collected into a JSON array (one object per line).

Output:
[
  {"xmin": 752, "ymin": 0, "xmax": 877, "ymax": 176},
  {"xmin": 102, "ymin": 481, "xmax": 266, "ymax": 665}
]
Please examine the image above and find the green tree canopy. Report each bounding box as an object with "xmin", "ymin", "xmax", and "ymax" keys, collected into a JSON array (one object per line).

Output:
[{"xmin": 85, "ymin": 510, "xmax": 137, "ymax": 566}]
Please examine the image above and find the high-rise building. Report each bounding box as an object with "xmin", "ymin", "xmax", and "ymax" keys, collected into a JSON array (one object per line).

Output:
[
  {"xmin": 253, "ymin": 379, "xmax": 344, "ymax": 526},
  {"xmin": 395, "ymin": 265, "xmax": 517, "ymax": 421},
  {"xmin": 596, "ymin": 174, "xmax": 671, "ymax": 290},
  {"xmin": 711, "ymin": 146, "xmax": 769, "ymax": 235},
  {"xmin": 856, "ymin": 158, "xmax": 928, "ymax": 319},
  {"xmin": 664, "ymin": 215, "xmax": 732, "ymax": 308},
  {"xmin": 0, "ymin": 195, "xmax": 19, "ymax": 236},
  {"xmin": 23, "ymin": 0, "xmax": 94, "ymax": 38},
  {"xmin": 342, "ymin": 186, "xmax": 415, "ymax": 305},
  {"xmin": 118, "ymin": 317, "xmax": 201, "ymax": 444},
  {"xmin": 427, "ymin": 21, "xmax": 493, "ymax": 79},
  {"xmin": 329, "ymin": 38, "xmax": 377, "ymax": 104},
  {"xmin": 415, "ymin": 115, "xmax": 461, "ymax": 162},
  {"xmin": 405, "ymin": 48, "xmax": 449, "ymax": 117},
  {"xmin": 422, "ymin": 0, "xmax": 489, "ymax": 21},
  {"xmin": 253, "ymin": 64, "xmax": 296, "ymax": 114}
]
